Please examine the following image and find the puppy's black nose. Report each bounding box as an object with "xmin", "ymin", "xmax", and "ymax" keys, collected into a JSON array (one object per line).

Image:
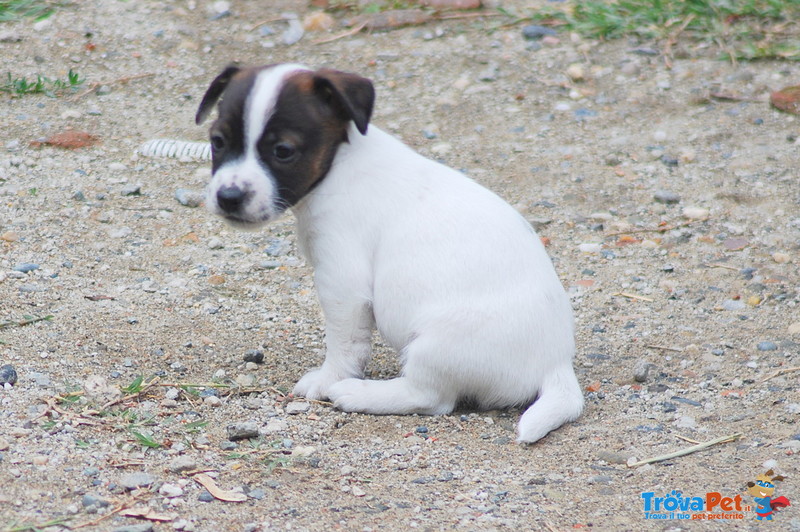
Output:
[{"xmin": 216, "ymin": 185, "xmax": 247, "ymax": 212}]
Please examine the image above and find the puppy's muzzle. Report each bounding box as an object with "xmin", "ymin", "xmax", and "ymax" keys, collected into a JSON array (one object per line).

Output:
[{"xmin": 216, "ymin": 185, "xmax": 251, "ymax": 214}]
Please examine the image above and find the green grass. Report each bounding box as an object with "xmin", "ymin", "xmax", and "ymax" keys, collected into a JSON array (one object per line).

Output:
[
  {"xmin": 1, "ymin": 69, "xmax": 84, "ymax": 97},
  {"xmin": 0, "ymin": 0, "xmax": 57, "ymax": 22},
  {"xmin": 526, "ymin": 0, "xmax": 800, "ymax": 61}
]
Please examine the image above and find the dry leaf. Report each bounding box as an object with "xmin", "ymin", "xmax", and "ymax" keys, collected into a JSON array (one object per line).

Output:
[
  {"xmin": 350, "ymin": 9, "xmax": 432, "ymax": 31},
  {"xmin": 193, "ymin": 473, "xmax": 247, "ymax": 502},
  {"xmin": 31, "ymin": 130, "xmax": 100, "ymax": 149},
  {"xmin": 120, "ymin": 506, "xmax": 174, "ymax": 522},
  {"xmin": 770, "ymin": 85, "xmax": 800, "ymax": 115}
]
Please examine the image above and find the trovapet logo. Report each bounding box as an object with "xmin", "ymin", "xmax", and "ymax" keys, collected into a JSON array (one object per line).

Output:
[
  {"xmin": 641, "ymin": 490, "xmax": 749, "ymax": 521},
  {"xmin": 641, "ymin": 468, "xmax": 791, "ymax": 521}
]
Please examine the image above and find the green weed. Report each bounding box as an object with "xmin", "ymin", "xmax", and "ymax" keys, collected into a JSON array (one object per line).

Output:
[
  {"xmin": 526, "ymin": 0, "xmax": 800, "ymax": 61},
  {"xmin": 1, "ymin": 69, "xmax": 84, "ymax": 97},
  {"xmin": 0, "ymin": 0, "xmax": 57, "ymax": 22}
]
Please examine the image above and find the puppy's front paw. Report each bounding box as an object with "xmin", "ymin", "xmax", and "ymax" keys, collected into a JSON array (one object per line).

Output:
[
  {"xmin": 327, "ymin": 378, "xmax": 371, "ymax": 412},
  {"xmin": 293, "ymin": 368, "xmax": 344, "ymax": 401}
]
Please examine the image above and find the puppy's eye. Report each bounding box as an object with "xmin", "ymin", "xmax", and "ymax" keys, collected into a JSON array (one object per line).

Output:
[
  {"xmin": 273, "ymin": 142, "xmax": 296, "ymax": 163},
  {"xmin": 210, "ymin": 133, "xmax": 226, "ymax": 152}
]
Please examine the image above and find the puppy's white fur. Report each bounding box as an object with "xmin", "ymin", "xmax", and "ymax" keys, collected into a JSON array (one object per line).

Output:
[{"xmin": 207, "ymin": 66, "xmax": 583, "ymax": 443}]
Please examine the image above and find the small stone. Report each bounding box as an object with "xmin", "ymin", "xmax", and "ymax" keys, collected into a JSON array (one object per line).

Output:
[
  {"xmin": 109, "ymin": 162, "xmax": 127, "ymax": 172},
  {"xmin": 226, "ymin": 422, "xmax": 260, "ymax": 441},
  {"xmin": 0, "ymin": 365, "xmax": 18, "ymax": 385},
  {"xmin": 159, "ymin": 483, "xmax": 184, "ymax": 498},
  {"xmin": 248, "ymin": 488, "xmax": 266, "ymax": 500},
  {"xmin": 722, "ymin": 299, "xmax": 746, "ymax": 311},
  {"xmin": 198, "ymin": 491, "xmax": 214, "ymax": 502},
  {"xmin": 566, "ymin": 63, "xmax": 585, "ymax": 82},
  {"xmin": 208, "ymin": 237, "xmax": 224, "ymax": 250},
  {"xmin": 522, "ymin": 25, "xmax": 557, "ymax": 40},
  {"xmin": 1, "ymin": 231, "xmax": 19, "ymax": 242},
  {"xmin": 13, "ymin": 263, "xmax": 39, "ymax": 273},
  {"xmin": 95, "ymin": 85, "xmax": 112, "ymax": 96},
  {"xmin": 682, "ymin": 206, "xmax": 709, "ymax": 219},
  {"xmin": 675, "ymin": 416, "xmax": 697, "ymax": 430},
  {"xmin": 633, "ymin": 360, "xmax": 651, "ymax": 383},
  {"xmin": 654, "ymin": 190, "xmax": 680, "ymax": 204},
  {"xmin": 772, "ymin": 252, "xmax": 791, "ymax": 264},
  {"xmin": 111, "ymin": 525, "xmax": 154, "ymax": 532},
  {"xmin": 286, "ymin": 401, "xmax": 310, "ymax": 415},
  {"xmin": 351, "ymin": 485, "xmax": 366, "ymax": 497},
  {"xmin": 121, "ymin": 183, "xmax": 142, "ymax": 196},
  {"xmin": 596, "ymin": 451, "xmax": 629, "ymax": 465},
  {"xmin": 0, "ymin": 438, "xmax": 9, "ymax": 451},
  {"xmin": 579, "ymin": 243, "xmax": 602, "ymax": 253},
  {"xmin": 168, "ymin": 456, "xmax": 197, "ymax": 473},
  {"xmin": 204, "ymin": 395, "xmax": 221, "ymax": 407},
  {"xmin": 757, "ymin": 341, "xmax": 778, "ymax": 352},
  {"xmin": 119, "ymin": 472, "xmax": 156, "ymax": 490},
  {"xmin": 243, "ymin": 350, "xmax": 264, "ymax": 364},
  {"xmin": 788, "ymin": 322, "xmax": 800, "ymax": 335},
  {"xmin": 175, "ymin": 188, "xmax": 204, "ymax": 208}
]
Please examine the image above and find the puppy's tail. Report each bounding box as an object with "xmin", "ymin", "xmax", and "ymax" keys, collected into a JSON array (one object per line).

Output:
[{"xmin": 517, "ymin": 365, "xmax": 583, "ymax": 444}]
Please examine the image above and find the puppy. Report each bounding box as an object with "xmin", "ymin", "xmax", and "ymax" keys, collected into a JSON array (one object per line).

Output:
[{"xmin": 196, "ymin": 63, "xmax": 583, "ymax": 443}]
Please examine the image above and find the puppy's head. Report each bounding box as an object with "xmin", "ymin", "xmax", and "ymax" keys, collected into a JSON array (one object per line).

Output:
[{"xmin": 196, "ymin": 64, "xmax": 375, "ymax": 228}]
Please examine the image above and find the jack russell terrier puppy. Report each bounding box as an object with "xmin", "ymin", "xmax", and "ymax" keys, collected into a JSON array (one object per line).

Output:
[{"xmin": 196, "ymin": 63, "xmax": 583, "ymax": 443}]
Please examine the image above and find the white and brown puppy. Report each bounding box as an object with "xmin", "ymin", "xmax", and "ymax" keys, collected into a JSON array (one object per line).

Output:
[{"xmin": 196, "ymin": 63, "xmax": 583, "ymax": 443}]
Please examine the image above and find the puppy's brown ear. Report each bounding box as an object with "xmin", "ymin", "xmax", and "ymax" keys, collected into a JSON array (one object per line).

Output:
[
  {"xmin": 313, "ymin": 69, "xmax": 375, "ymax": 135},
  {"xmin": 196, "ymin": 64, "xmax": 241, "ymax": 125}
]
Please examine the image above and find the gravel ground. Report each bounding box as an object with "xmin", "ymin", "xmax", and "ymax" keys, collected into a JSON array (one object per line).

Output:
[{"xmin": 1, "ymin": 1, "xmax": 799, "ymax": 531}]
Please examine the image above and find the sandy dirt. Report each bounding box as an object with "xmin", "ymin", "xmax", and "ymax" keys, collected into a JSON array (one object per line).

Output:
[{"xmin": 1, "ymin": 1, "xmax": 799, "ymax": 531}]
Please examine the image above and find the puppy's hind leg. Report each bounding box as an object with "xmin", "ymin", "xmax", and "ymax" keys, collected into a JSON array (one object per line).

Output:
[
  {"xmin": 327, "ymin": 376, "xmax": 457, "ymax": 416},
  {"xmin": 516, "ymin": 364, "xmax": 584, "ymax": 444}
]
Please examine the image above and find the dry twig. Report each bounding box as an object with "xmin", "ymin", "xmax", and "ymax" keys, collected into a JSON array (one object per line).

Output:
[{"xmin": 627, "ymin": 433, "xmax": 742, "ymax": 468}]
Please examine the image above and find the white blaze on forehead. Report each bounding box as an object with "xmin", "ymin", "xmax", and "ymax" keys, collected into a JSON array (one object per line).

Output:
[{"xmin": 244, "ymin": 64, "xmax": 311, "ymax": 155}]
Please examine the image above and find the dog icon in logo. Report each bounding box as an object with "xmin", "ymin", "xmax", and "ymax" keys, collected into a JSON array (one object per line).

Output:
[{"xmin": 747, "ymin": 469, "xmax": 791, "ymax": 520}]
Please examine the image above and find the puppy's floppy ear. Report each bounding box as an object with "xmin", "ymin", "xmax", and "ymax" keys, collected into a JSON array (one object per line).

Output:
[
  {"xmin": 313, "ymin": 69, "xmax": 375, "ymax": 135},
  {"xmin": 196, "ymin": 64, "xmax": 241, "ymax": 125}
]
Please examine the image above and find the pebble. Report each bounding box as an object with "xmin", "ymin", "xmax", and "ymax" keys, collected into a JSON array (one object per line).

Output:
[
  {"xmin": 168, "ymin": 456, "xmax": 197, "ymax": 473},
  {"xmin": 112, "ymin": 525, "xmax": 154, "ymax": 532},
  {"xmin": 198, "ymin": 491, "xmax": 215, "ymax": 502},
  {"xmin": 109, "ymin": 162, "xmax": 126, "ymax": 172},
  {"xmin": 0, "ymin": 438, "xmax": 9, "ymax": 451},
  {"xmin": 757, "ymin": 341, "xmax": 778, "ymax": 351},
  {"xmin": 159, "ymin": 483, "xmax": 184, "ymax": 498},
  {"xmin": 653, "ymin": 190, "xmax": 680, "ymax": 204},
  {"xmin": 578, "ymin": 243, "xmax": 602, "ymax": 253},
  {"xmin": 119, "ymin": 472, "xmax": 156, "ymax": 490},
  {"xmin": 208, "ymin": 237, "xmax": 224, "ymax": 250},
  {"xmin": 282, "ymin": 15, "xmax": 304, "ymax": 45},
  {"xmin": 521, "ymin": 25, "xmax": 557, "ymax": 40},
  {"xmin": 0, "ymin": 365, "xmax": 18, "ymax": 385},
  {"xmin": 248, "ymin": 488, "xmax": 266, "ymax": 500},
  {"xmin": 243, "ymin": 350, "xmax": 264, "ymax": 363},
  {"xmin": 788, "ymin": 322, "xmax": 800, "ymax": 335},
  {"xmin": 204, "ymin": 395, "xmax": 222, "ymax": 407},
  {"xmin": 175, "ymin": 188, "xmax": 204, "ymax": 208},
  {"xmin": 675, "ymin": 416, "xmax": 697, "ymax": 430},
  {"xmin": 772, "ymin": 252, "xmax": 791, "ymax": 264},
  {"xmin": 226, "ymin": 422, "xmax": 260, "ymax": 441},
  {"xmin": 566, "ymin": 63, "xmax": 585, "ymax": 82},
  {"xmin": 13, "ymin": 263, "xmax": 39, "ymax": 273},
  {"xmin": 285, "ymin": 401, "xmax": 311, "ymax": 415},
  {"xmin": 682, "ymin": 206, "xmax": 709, "ymax": 219},
  {"xmin": 82, "ymin": 494, "xmax": 110, "ymax": 508},
  {"xmin": 632, "ymin": 360, "xmax": 651, "ymax": 383},
  {"xmin": 121, "ymin": 183, "xmax": 142, "ymax": 196},
  {"xmin": 722, "ymin": 299, "xmax": 746, "ymax": 311}
]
